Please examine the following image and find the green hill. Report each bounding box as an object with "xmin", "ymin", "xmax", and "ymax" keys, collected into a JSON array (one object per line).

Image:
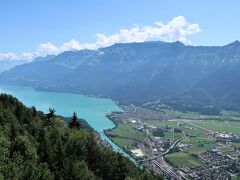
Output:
[{"xmin": 0, "ymin": 94, "xmax": 158, "ymax": 180}]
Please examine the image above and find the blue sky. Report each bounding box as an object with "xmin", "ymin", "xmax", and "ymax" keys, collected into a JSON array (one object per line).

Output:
[{"xmin": 0, "ymin": 0, "xmax": 239, "ymax": 60}]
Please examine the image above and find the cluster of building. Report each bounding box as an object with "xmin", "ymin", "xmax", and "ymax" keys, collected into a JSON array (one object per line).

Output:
[
  {"xmin": 106, "ymin": 104, "xmax": 240, "ymax": 179},
  {"xmin": 107, "ymin": 104, "xmax": 173, "ymax": 123},
  {"xmin": 177, "ymin": 149, "xmax": 240, "ymax": 179},
  {"xmin": 212, "ymin": 131, "xmax": 240, "ymax": 142},
  {"xmin": 184, "ymin": 165, "xmax": 230, "ymax": 180},
  {"xmin": 197, "ymin": 151, "xmax": 240, "ymax": 177}
]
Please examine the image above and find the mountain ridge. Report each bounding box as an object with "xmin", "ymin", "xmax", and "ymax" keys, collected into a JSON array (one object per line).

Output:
[{"xmin": 1, "ymin": 40, "xmax": 240, "ymax": 114}]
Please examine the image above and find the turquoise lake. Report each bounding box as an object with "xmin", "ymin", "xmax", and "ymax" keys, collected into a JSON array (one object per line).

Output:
[{"xmin": 0, "ymin": 84, "xmax": 130, "ymax": 157}]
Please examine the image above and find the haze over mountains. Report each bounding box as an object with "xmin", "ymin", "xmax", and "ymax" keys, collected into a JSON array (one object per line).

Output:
[
  {"xmin": 0, "ymin": 60, "xmax": 28, "ymax": 73},
  {"xmin": 1, "ymin": 41, "xmax": 240, "ymax": 113}
]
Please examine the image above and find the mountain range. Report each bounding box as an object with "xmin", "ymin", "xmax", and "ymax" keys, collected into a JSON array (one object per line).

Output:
[
  {"xmin": 1, "ymin": 41, "xmax": 240, "ymax": 114},
  {"xmin": 0, "ymin": 60, "xmax": 29, "ymax": 73}
]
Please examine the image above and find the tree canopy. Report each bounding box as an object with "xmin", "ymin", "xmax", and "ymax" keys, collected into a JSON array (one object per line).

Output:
[
  {"xmin": 0, "ymin": 94, "xmax": 159, "ymax": 180},
  {"xmin": 68, "ymin": 112, "xmax": 81, "ymax": 129}
]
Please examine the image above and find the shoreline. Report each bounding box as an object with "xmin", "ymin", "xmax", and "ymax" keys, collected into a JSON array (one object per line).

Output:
[
  {"xmin": 0, "ymin": 83, "xmax": 115, "ymax": 101},
  {"xmin": 103, "ymin": 132, "xmax": 139, "ymax": 165},
  {"xmin": 1, "ymin": 83, "xmax": 136, "ymax": 162},
  {"xmin": 104, "ymin": 113, "xmax": 139, "ymax": 163}
]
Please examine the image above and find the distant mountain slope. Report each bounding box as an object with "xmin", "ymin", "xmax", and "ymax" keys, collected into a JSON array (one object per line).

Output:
[
  {"xmin": 174, "ymin": 62, "xmax": 240, "ymax": 112},
  {"xmin": 0, "ymin": 60, "xmax": 28, "ymax": 73},
  {"xmin": 33, "ymin": 55, "xmax": 56, "ymax": 62},
  {"xmin": 1, "ymin": 41, "xmax": 240, "ymax": 113}
]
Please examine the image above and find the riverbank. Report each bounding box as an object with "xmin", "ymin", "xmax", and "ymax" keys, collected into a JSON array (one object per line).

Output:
[
  {"xmin": 104, "ymin": 113, "xmax": 146, "ymax": 162},
  {"xmin": 104, "ymin": 113, "xmax": 139, "ymax": 163}
]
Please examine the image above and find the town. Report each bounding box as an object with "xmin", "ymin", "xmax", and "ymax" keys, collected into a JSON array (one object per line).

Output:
[{"xmin": 105, "ymin": 104, "xmax": 240, "ymax": 179}]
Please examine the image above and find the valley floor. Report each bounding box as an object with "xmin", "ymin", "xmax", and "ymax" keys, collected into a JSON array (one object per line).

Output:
[{"xmin": 105, "ymin": 104, "xmax": 240, "ymax": 179}]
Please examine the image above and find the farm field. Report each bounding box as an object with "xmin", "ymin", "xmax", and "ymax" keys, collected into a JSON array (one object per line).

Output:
[
  {"xmin": 146, "ymin": 120, "xmax": 179, "ymax": 128},
  {"xmin": 163, "ymin": 131, "xmax": 184, "ymax": 140},
  {"xmin": 146, "ymin": 119, "xmax": 216, "ymax": 154},
  {"xmin": 166, "ymin": 152, "xmax": 203, "ymax": 168},
  {"xmin": 190, "ymin": 120, "xmax": 240, "ymax": 135},
  {"xmin": 109, "ymin": 122, "xmax": 147, "ymax": 141},
  {"xmin": 217, "ymin": 146, "xmax": 240, "ymax": 157},
  {"xmin": 232, "ymin": 142, "xmax": 240, "ymax": 148},
  {"xmin": 181, "ymin": 136, "xmax": 215, "ymax": 154},
  {"xmin": 179, "ymin": 124, "xmax": 207, "ymax": 136},
  {"xmin": 106, "ymin": 111, "xmax": 240, "ymax": 162},
  {"xmin": 111, "ymin": 137, "xmax": 136, "ymax": 148}
]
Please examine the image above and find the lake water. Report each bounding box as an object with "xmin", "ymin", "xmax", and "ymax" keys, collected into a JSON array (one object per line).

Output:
[{"xmin": 0, "ymin": 84, "xmax": 132, "ymax": 158}]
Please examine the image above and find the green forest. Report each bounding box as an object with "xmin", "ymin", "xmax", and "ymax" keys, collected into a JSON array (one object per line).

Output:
[{"xmin": 0, "ymin": 94, "xmax": 159, "ymax": 180}]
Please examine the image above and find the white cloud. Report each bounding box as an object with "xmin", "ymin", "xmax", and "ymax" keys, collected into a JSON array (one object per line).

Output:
[
  {"xmin": 60, "ymin": 39, "xmax": 82, "ymax": 51},
  {"xmin": 0, "ymin": 16, "xmax": 201, "ymax": 61},
  {"xmin": 37, "ymin": 42, "xmax": 59, "ymax": 54},
  {"xmin": 0, "ymin": 52, "xmax": 18, "ymax": 61},
  {"xmin": 92, "ymin": 16, "xmax": 201, "ymax": 47},
  {"xmin": 21, "ymin": 52, "xmax": 40, "ymax": 61},
  {"xmin": 0, "ymin": 52, "xmax": 40, "ymax": 62}
]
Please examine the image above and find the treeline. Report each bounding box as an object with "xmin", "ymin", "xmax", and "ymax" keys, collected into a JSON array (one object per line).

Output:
[
  {"xmin": 0, "ymin": 94, "xmax": 159, "ymax": 180},
  {"xmin": 163, "ymin": 95, "xmax": 222, "ymax": 115}
]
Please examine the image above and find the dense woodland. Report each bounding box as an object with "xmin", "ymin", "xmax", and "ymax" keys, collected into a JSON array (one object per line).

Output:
[{"xmin": 0, "ymin": 94, "xmax": 158, "ymax": 180}]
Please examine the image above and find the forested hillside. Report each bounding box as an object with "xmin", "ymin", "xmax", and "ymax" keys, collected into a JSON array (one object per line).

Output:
[
  {"xmin": 0, "ymin": 94, "xmax": 157, "ymax": 180},
  {"xmin": 2, "ymin": 41, "xmax": 240, "ymax": 113}
]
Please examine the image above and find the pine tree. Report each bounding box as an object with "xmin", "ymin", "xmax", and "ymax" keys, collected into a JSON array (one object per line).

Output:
[
  {"xmin": 69, "ymin": 112, "xmax": 81, "ymax": 129},
  {"xmin": 31, "ymin": 106, "xmax": 37, "ymax": 117},
  {"xmin": 45, "ymin": 108, "xmax": 56, "ymax": 125}
]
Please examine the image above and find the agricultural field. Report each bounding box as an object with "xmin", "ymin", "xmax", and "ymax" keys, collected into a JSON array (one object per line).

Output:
[
  {"xmin": 217, "ymin": 146, "xmax": 240, "ymax": 158},
  {"xmin": 166, "ymin": 152, "xmax": 203, "ymax": 168},
  {"xmin": 163, "ymin": 109, "xmax": 205, "ymax": 119},
  {"xmin": 163, "ymin": 131, "xmax": 184, "ymax": 140},
  {"xmin": 111, "ymin": 137, "xmax": 136, "ymax": 148},
  {"xmin": 146, "ymin": 119, "xmax": 217, "ymax": 154},
  {"xmin": 106, "ymin": 122, "xmax": 147, "ymax": 148},
  {"xmin": 145, "ymin": 120, "xmax": 185, "ymax": 140},
  {"xmin": 181, "ymin": 136, "xmax": 215, "ymax": 154},
  {"xmin": 146, "ymin": 119, "xmax": 207, "ymax": 136},
  {"xmin": 232, "ymin": 142, "xmax": 240, "ymax": 148},
  {"xmin": 231, "ymin": 176, "xmax": 240, "ymax": 180},
  {"xmin": 106, "ymin": 109, "xmax": 240, "ymax": 168},
  {"xmin": 179, "ymin": 125, "xmax": 206, "ymax": 136},
  {"xmin": 145, "ymin": 120, "xmax": 179, "ymax": 128},
  {"xmin": 190, "ymin": 120, "xmax": 240, "ymax": 135}
]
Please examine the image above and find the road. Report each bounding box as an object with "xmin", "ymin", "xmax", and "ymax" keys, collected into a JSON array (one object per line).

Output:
[
  {"xmin": 136, "ymin": 134, "xmax": 184, "ymax": 179},
  {"xmin": 137, "ymin": 137, "xmax": 184, "ymax": 163}
]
